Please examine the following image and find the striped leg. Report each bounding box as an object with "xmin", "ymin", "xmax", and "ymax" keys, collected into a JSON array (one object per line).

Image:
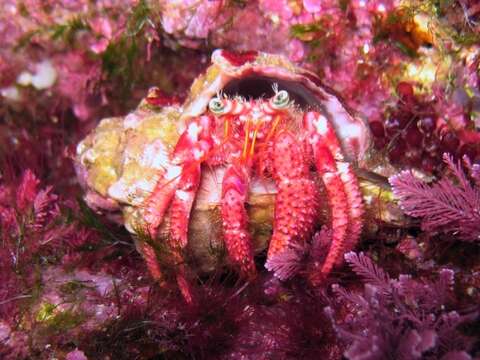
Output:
[
  {"xmin": 140, "ymin": 116, "xmax": 213, "ymax": 301},
  {"xmin": 304, "ymin": 111, "xmax": 364, "ymax": 283}
]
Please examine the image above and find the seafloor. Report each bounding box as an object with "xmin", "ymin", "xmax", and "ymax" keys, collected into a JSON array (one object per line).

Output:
[{"xmin": 0, "ymin": 1, "xmax": 479, "ymax": 359}]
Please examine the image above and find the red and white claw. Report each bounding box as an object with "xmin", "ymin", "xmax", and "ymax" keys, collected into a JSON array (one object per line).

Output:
[
  {"xmin": 304, "ymin": 111, "xmax": 364, "ymax": 283},
  {"xmin": 143, "ymin": 115, "xmax": 214, "ymax": 238},
  {"xmin": 166, "ymin": 164, "xmax": 202, "ymax": 304},
  {"xmin": 221, "ymin": 163, "xmax": 256, "ymax": 278},
  {"xmin": 143, "ymin": 172, "xmax": 180, "ymax": 238},
  {"xmin": 169, "ymin": 163, "xmax": 201, "ymax": 249},
  {"xmin": 265, "ymin": 131, "xmax": 319, "ymax": 277},
  {"xmin": 167, "ymin": 160, "xmax": 205, "ymax": 304}
]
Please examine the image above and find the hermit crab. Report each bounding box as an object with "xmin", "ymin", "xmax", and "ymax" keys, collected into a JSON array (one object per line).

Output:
[{"xmin": 76, "ymin": 50, "xmax": 400, "ymax": 302}]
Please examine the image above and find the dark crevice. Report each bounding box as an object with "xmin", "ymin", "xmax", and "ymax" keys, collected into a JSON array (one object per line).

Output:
[{"xmin": 222, "ymin": 74, "xmax": 321, "ymax": 109}]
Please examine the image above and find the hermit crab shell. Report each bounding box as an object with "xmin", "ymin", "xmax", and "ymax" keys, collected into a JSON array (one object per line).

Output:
[
  {"xmin": 184, "ymin": 49, "xmax": 371, "ymax": 164},
  {"xmin": 75, "ymin": 50, "xmax": 402, "ymax": 272}
]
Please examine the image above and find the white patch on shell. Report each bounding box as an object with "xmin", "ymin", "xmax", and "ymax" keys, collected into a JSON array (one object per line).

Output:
[
  {"xmin": 321, "ymin": 93, "xmax": 369, "ymax": 162},
  {"xmin": 124, "ymin": 113, "xmax": 141, "ymax": 129},
  {"xmin": 312, "ymin": 115, "xmax": 328, "ymax": 135},
  {"xmin": 107, "ymin": 180, "xmax": 130, "ymax": 203},
  {"xmin": 183, "ymin": 75, "xmax": 225, "ymax": 119},
  {"xmin": 251, "ymin": 177, "xmax": 277, "ymax": 194},
  {"xmin": 76, "ymin": 140, "xmax": 88, "ymax": 156},
  {"xmin": 339, "ymin": 123, "xmax": 363, "ymax": 145},
  {"xmin": 135, "ymin": 178, "xmax": 156, "ymax": 192},
  {"xmin": 82, "ymin": 148, "xmax": 98, "ymax": 164},
  {"xmin": 108, "ymin": 178, "xmax": 156, "ymax": 206},
  {"xmin": 211, "ymin": 49, "xmax": 224, "ymax": 65},
  {"xmin": 140, "ymin": 140, "xmax": 170, "ymax": 170}
]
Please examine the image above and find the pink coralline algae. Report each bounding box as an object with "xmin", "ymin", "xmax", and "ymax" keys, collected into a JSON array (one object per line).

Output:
[
  {"xmin": 159, "ymin": 0, "xmax": 306, "ymax": 60},
  {"xmin": 66, "ymin": 349, "xmax": 88, "ymax": 360},
  {"xmin": 56, "ymin": 51, "xmax": 105, "ymax": 120}
]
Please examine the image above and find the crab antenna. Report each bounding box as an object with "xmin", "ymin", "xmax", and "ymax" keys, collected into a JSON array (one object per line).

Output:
[
  {"xmin": 235, "ymin": 95, "xmax": 245, "ymax": 103},
  {"xmin": 249, "ymin": 124, "xmax": 261, "ymax": 157},
  {"xmin": 241, "ymin": 118, "xmax": 251, "ymax": 161},
  {"xmin": 264, "ymin": 114, "xmax": 282, "ymax": 144},
  {"xmin": 215, "ymin": 90, "xmax": 224, "ymax": 99},
  {"xmin": 224, "ymin": 117, "xmax": 230, "ymax": 139},
  {"xmin": 272, "ymin": 83, "xmax": 279, "ymax": 94}
]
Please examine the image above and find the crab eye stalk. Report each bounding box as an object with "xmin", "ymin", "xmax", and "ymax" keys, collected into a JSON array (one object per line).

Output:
[
  {"xmin": 209, "ymin": 97, "xmax": 226, "ymax": 115},
  {"xmin": 271, "ymin": 90, "xmax": 290, "ymax": 109}
]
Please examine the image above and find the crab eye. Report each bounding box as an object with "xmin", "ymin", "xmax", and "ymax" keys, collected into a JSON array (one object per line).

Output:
[
  {"xmin": 271, "ymin": 90, "xmax": 290, "ymax": 109},
  {"xmin": 209, "ymin": 97, "xmax": 226, "ymax": 114}
]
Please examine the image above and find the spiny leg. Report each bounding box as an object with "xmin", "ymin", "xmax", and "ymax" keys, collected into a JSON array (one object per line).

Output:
[
  {"xmin": 140, "ymin": 116, "xmax": 213, "ymax": 300},
  {"xmin": 336, "ymin": 161, "xmax": 364, "ymax": 264},
  {"xmin": 167, "ymin": 162, "xmax": 201, "ymax": 303},
  {"xmin": 139, "ymin": 166, "xmax": 180, "ymax": 289},
  {"xmin": 169, "ymin": 116, "xmax": 214, "ymax": 302},
  {"xmin": 139, "ymin": 242, "xmax": 164, "ymax": 284},
  {"xmin": 265, "ymin": 130, "xmax": 319, "ymax": 278},
  {"xmin": 142, "ymin": 169, "xmax": 180, "ymax": 238},
  {"xmin": 221, "ymin": 163, "xmax": 256, "ymax": 278},
  {"xmin": 311, "ymin": 145, "xmax": 349, "ymax": 281},
  {"xmin": 304, "ymin": 111, "xmax": 364, "ymax": 283},
  {"xmin": 169, "ymin": 162, "xmax": 201, "ymax": 248},
  {"xmin": 142, "ymin": 126, "xmax": 205, "ymax": 238}
]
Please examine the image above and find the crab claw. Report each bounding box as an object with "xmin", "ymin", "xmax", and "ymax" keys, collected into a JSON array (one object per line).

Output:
[
  {"xmin": 265, "ymin": 130, "xmax": 319, "ymax": 277},
  {"xmin": 142, "ymin": 167, "xmax": 181, "ymax": 238},
  {"xmin": 142, "ymin": 116, "xmax": 213, "ymax": 238},
  {"xmin": 304, "ymin": 111, "xmax": 364, "ymax": 284}
]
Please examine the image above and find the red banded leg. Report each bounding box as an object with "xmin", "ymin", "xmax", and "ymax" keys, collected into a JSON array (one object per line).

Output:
[
  {"xmin": 304, "ymin": 111, "xmax": 364, "ymax": 283},
  {"xmin": 139, "ymin": 242, "xmax": 164, "ymax": 284},
  {"xmin": 169, "ymin": 162, "xmax": 201, "ymax": 248},
  {"xmin": 168, "ymin": 162, "xmax": 201, "ymax": 303},
  {"xmin": 142, "ymin": 117, "xmax": 211, "ymax": 236},
  {"xmin": 140, "ymin": 116, "xmax": 213, "ymax": 300},
  {"xmin": 221, "ymin": 163, "xmax": 256, "ymax": 278},
  {"xmin": 336, "ymin": 161, "xmax": 364, "ymax": 264},
  {"xmin": 139, "ymin": 166, "xmax": 181, "ymax": 289},
  {"xmin": 311, "ymin": 145, "xmax": 349, "ymax": 282},
  {"xmin": 143, "ymin": 171, "xmax": 180, "ymax": 238},
  {"xmin": 265, "ymin": 131, "xmax": 319, "ymax": 278}
]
